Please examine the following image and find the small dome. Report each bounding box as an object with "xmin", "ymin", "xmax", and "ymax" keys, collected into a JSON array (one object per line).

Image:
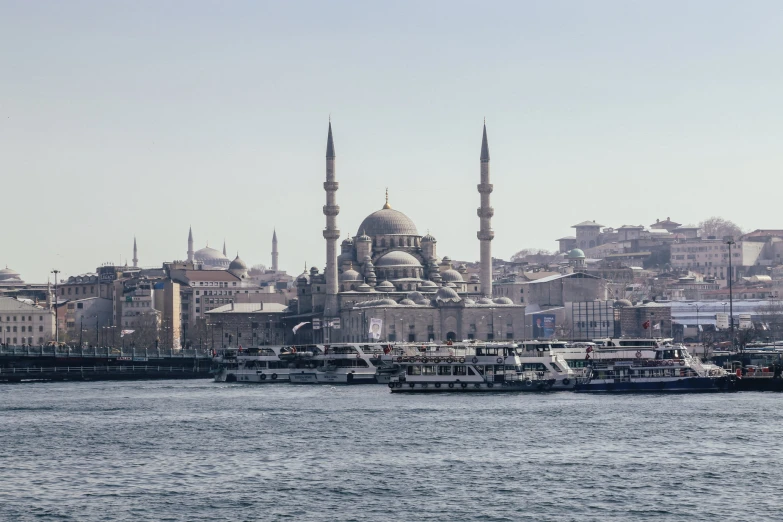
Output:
[
  {"xmin": 406, "ymin": 291, "xmax": 425, "ymax": 301},
  {"xmin": 476, "ymin": 297, "xmax": 494, "ymax": 305},
  {"xmin": 356, "ymin": 283, "xmax": 373, "ymax": 293},
  {"xmin": 356, "ymin": 232, "xmax": 371, "ymax": 242},
  {"xmin": 0, "ymin": 267, "xmax": 21, "ymax": 282},
  {"xmin": 419, "ymin": 280, "xmax": 438, "ymax": 288},
  {"xmin": 399, "ymin": 298, "xmax": 416, "ymax": 306},
  {"xmin": 441, "ymin": 269, "xmax": 464, "ymax": 282},
  {"xmin": 614, "ymin": 299, "xmax": 633, "ymax": 308},
  {"xmin": 377, "ymin": 298, "xmax": 398, "ymax": 306},
  {"xmin": 435, "ymin": 286, "xmax": 461, "ymax": 302},
  {"xmin": 416, "ymin": 299, "xmax": 432, "ymax": 306},
  {"xmin": 444, "ymin": 282, "xmax": 457, "ymax": 288},
  {"xmin": 421, "ymin": 233, "xmax": 436, "ymax": 242},
  {"xmin": 340, "ymin": 269, "xmax": 362, "ymax": 281},
  {"xmin": 464, "ymin": 298, "xmax": 476, "ymax": 305},
  {"xmin": 229, "ymin": 255, "xmax": 247, "ymax": 270},
  {"xmin": 469, "ymin": 274, "xmax": 480, "ymax": 282},
  {"xmin": 375, "ymin": 251, "xmax": 422, "ymax": 267},
  {"xmin": 568, "ymin": 248, "xmax": 586, "ymax": 259},
  {"xmin": 341, "ymin": 236, "xmax": 354, "ymax": 246},
  {"xmin": 376, "ymin": 280, "xmax": 395, "ymax": 290},
  {"xmin": 494, "ymin": 297, "xmax": 514, "ymax": 305}
]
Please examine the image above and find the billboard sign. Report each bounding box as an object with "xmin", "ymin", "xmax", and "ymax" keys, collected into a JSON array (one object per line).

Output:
[
  {"xmin": 739, "ymin": 314, "xmax": 752, "ymax": 330},
  {"xmin": 716, "ymin": 313, "xmax": 729, "ymax": 330},
  {"xmin": 533, "ymin": 314, "xmax": 556, "ymax": 339},
  {"xmin": 369, "ymin": 318, "xmax": 383, "ymax": 340}
]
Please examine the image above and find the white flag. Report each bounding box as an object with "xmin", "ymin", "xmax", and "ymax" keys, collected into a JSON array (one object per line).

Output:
[
  {"xmin": 292, "ymin": 321, "xmax": 310, "ymax": 334},
  {"xmin": 120, "ymin": 329, "xmax": 135, "ymax": 337},
  {"xmin": 653, "ymin": 323, "xmax": 661, "ymax": 330}
]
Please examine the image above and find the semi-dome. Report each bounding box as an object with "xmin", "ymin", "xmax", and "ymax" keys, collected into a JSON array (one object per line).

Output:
[
  {"xmin": 340, "ymin": 269, "xmax": 362, "ymax": 281},
  {"xmin": 357, "ymin": 207, "xmax": 419, "ymax": 237},
  {"xmin": 567, "ymin": 248, "xmax": 586, "ymax": 259},
  {"xmin": 356, "ymin": 283, "xmax": 373, "ymax": 292},
  {"xmin": 406, "ymin": 291, "xmax": 425, "ymax": 302},
  {"xmin": 493, "ymin": 297, "xmax": 514, "ymax": 305},
  {"xmin": 399, "ymin": 298, "xmax": 416, "ymax": 306},
  {"xmin": 375, "ymin": 251, "xmax": 422, "ymax": 267},
  {"xmin": 476, "ymin": 297, "xmax": 494, "ymax": 305},
  {"xmin": 419, "ymin": 280, "xmax": 438, "ymax": 288},
  {"xmin": 435, "ymin": 286, "xmax": 461, "ymax": 302},
  {"xmin": 441, "ymin": 269, "xmax": 464, "ymax": 282},
  {"xmin": 376, "ymin": 298, "xmax": 398, "ymax": 306}
]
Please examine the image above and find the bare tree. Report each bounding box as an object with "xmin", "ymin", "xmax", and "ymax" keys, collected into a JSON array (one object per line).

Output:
[
  {"xmin": 698, "ymin": 216, "xmax": 743, "ymax": 239},
  {"xmin": 736, "ymin": 327, "xmax": 757, "ymax": 353},
  {"xmin": 511, "ymin": 248, "xmax": 557, "ymax": 264}
]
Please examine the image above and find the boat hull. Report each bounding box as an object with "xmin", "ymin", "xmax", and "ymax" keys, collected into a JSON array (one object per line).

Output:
[
  {"xmin": 389, "ymin": 379, "xmax": 568, "ymax": 393},
  {"xmin": 574, "ymin": 376, "xmax": 735, "ymax": 393}
]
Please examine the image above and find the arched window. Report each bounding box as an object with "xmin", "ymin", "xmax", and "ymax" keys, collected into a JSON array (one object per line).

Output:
[
  {"xmin": 380, "ymin": 238, "xmax": 386, "ymax": 247},
  {"xmin": 390, "ymin": 238, "xmax": 395, "ymax": 247}
]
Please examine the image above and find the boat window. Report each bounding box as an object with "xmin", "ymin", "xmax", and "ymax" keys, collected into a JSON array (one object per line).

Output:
[
  {"xmin": 474, "ymin": 366, "xmax": 485, "ymax": 375},
  {"xmin": 407, "ymin": 365, "xmax": 421, "ymax": 375},
  {"xmin": 467, "ymin": 367, "xmax": 476, "ymax": 376},
  {"xmin": 505, "ymin": 365, "xmax": 516, "ymax": 371},
  {"xmin": 422, "ymin": 365, "xmax": 436, "ymax": 375},
  {"xmin": 550, "ymin": 363, "xmax": 563, "ymax": 373},
  {"xmin": 438, "ymin": 365, "xmax": 452, "ymax": 376},
  {"xmin": 454, "ymin": 365, "xmax": 467, "ymax": 375}
]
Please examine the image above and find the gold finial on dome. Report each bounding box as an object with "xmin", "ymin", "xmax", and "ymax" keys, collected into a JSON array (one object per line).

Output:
[{"xmin": 382, "ymin": 188, "xmax": 391, "ymax": 209}]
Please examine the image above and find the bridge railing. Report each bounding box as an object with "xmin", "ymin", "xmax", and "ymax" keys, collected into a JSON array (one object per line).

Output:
[
  {"xmin": 0, "ymin": 345, "xmax": 213, "ymax": 359},
  {"xmin": 0, "ymin": 365, "xmax": 210, "ymax": 375}
]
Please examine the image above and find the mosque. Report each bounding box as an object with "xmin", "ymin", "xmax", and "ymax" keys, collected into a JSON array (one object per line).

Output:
[{"xmin": 292, "ymin": 122, "xmax": 526, "ymax": 343}]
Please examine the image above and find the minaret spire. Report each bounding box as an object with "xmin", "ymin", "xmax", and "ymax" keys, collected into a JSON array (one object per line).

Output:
[
  {"xmin": 323, "ymin": 120, "xmax": 340, "ymax": 320},
  {"xmin": 222, "ymin": 239, "xmax": 227, "ymax": 257},
  {"xmin": 187, "ymin": 226, "xmax": 194, "ymax": 263},
  {"xmin": 132, "ymin": 236, "xmax": 138, "ymax": 267},
  {"xmin": 477, "ymin": 121, "xmax": 494, "ymax": 297},
  {"xmin": 271, "ymin": 228, "xmax": 279, "ymax": 272}
]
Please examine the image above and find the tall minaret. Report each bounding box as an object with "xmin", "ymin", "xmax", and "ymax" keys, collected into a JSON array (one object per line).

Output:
[
  {"xmin": 272, "ymin": 228, "xmax": 279, "ymax": 272},
  {"xmin": 222, "ymin": 240, "xmax": 227, "ymax": 257},
  {"xmin": 187, "ymin": 226, "xmax": 194, "ymax": 263},
  {"xmin": 477, "ymin": 121, "xmax": 494, "ymax": 297},
  {"xmin": 132, "ymin": 236, "xmax": 138, "ymax": 267},
  {"xmin": 323, "ymin": 120, "xmax": 340, "ymax": 316}
]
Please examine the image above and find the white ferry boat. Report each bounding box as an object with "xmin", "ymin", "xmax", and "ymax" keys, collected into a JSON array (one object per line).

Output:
[
  {"xmin": 291, "ymin": 343, "xmax": 400, "ymax": 385},
  {"xmin": 213, "ymin": 345, "xmax": 316, "ymax": 383},
  {"xmin": 574, "ymin": 344, "xmax": 735, "ymax": 393},
  {"xmin": 388, "ymin": 341, "xmax": 575, "ymax": 393}
]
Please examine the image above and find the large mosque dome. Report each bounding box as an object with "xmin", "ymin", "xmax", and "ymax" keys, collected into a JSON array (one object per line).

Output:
[
  {"xmin": 194, "ymin": 246, "xmax": 230, "ymax": 269},
  {"xmin": 356, "ymin": 207, "xmax": 419, "ymax": 237}
]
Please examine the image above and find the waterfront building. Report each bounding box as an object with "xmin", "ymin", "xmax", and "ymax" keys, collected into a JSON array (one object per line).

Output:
[
  {"xmin": 0, "ymin": 296, "xmax": 56, "ymax": 346},
  {"xmin": 205, "ymin": 302, "xmax": 290, "ymax": 348}
]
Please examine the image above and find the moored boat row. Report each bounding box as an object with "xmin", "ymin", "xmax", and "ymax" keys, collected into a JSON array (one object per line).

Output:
[{"xmin": 212, "ymin": 338, "xmax": 737, "ymax": 393}]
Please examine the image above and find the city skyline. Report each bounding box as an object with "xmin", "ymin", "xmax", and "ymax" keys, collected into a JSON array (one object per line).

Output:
[{"xmin": 2, "ymin": 1, "xmax": 782, "ymax": 281}]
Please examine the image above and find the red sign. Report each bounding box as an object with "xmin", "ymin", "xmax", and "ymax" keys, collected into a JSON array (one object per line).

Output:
[{"xmin": 642, "ymin": 320, "xmax": 651, "ymax": 329}]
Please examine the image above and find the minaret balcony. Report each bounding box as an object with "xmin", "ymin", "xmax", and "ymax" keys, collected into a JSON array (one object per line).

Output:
[
  {"xmin": 477, "ymin": 207, "xmax": 494, "ymax": 218},
  {"xmin": 477, "ymin": 183, "xmax": 494, "ymax": 194},
  {"xmin": 323, "ymin": 229, "xmax": 341, "ymax": 240},
  {"xmin": 477, "ymin": 230, "xmax": 495, "ymax": 241},
  {"xmin": 323, "ymin": 181, "xmax": 339, "ymax": 191},
  {"xmin": 323, "ymin": 205, "xmax": 340, "ymax": 216}
]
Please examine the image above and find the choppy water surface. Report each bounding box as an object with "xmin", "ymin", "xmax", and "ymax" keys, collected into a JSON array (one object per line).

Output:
[{"xmin": 1, "ymin": 381, "xmax": 782, "ymax": 521}]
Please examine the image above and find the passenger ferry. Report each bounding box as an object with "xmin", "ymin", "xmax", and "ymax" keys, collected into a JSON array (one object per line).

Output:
[
  {"xmin": 291, "ymin": 343, "xmax": 400, "ymax": 385},
  {"xmin": 388, "ymin": 341, "xmax": 575, "ymax": 393},
  {"xmin": 574, "ymin": 344, "xmax": 735, "ymax": 393},
  {"xmin": 213, "ymin": 345, "xmax": 317, "ymax": 383}
]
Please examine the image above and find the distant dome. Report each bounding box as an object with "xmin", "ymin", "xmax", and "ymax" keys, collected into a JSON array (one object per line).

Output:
[
  {"xmin": 357, "ymin": 207, "xmax": 419, "ymax": 237},
  {"xmin": 407, "ymin": 291, "xmax": 425, "ymax": 302},
  {"xmin": 375, "ymin": 251, "xmax": 422, "ymax": 268},
  {"xmin": 0, "ymin": 267, "xmax": 22, "ymax": 282},
  {"xmin": 476, "ymin": 297, "xmax": 494, "ymax": 305},
  {"xmin": 229, "ymin": 255, "xmax": 247, "ymax": 270},
  {"xmin": 340, "ymin": 269, "xmax": 362, "ymax": 281},
  {"xmin": 194, "ymin": 246, "xmax": 230, "ymax": 268},
  {"xmin": 399, "ymin": 298, "xmax": 416, "ymax": 306},
  {"xmin": 567, "ymin": 248, "xmax": 586, "ymax": 259},
  {"xmin": 614, "ymin": 299, "xmax": 633, "ymax": 308},
  {"xmin": 435, "ymin": 286, "xmax": 461, "ymax": 302},
  {"xmin": 419, "ymin": 280, "xmax": 438, "ymax": 288},
  {"xmin": 494, "ymin": 297, "xmax": 514, "ymax": 305},
  {"xmin": 376, "ymin": 280, "xmax": 395, "ymax": 290},
  {"xmin": 441, "ymin": 269, "xmax": 464, "ymax": 282}
]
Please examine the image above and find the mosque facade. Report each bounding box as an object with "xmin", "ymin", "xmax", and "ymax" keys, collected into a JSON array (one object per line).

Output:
[{"xmin": 292, "ymin": 122, "xmax": 526, "ymax": 343}]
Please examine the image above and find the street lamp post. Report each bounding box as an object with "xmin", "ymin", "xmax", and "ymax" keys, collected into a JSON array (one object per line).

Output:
[
  {"xmin": 51, "ymin": 269, "xmax": 60, "ymax": 344},
  {"xmin": 725, "ymin": 237, "xmax": 736, "ymax": 347},
  {"xmin": 687, "ymin": 303, "xmax": 702, "ymax": 344}
]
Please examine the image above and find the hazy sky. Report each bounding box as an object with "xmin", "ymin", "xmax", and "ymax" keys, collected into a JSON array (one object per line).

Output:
[{"xmin": 2, "ymin": 1, "xmax": 782, "ymax": 282}]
